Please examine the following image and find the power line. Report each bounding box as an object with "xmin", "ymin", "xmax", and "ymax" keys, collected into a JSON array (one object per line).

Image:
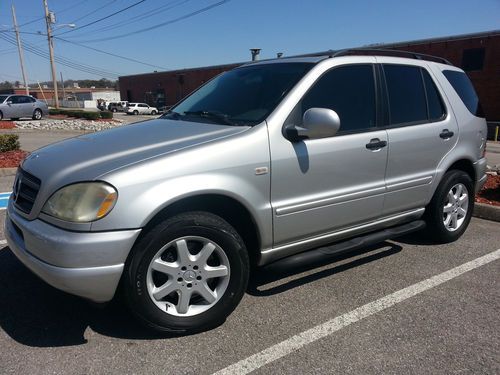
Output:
[
  {"xmin": 68, "ymin": 0, "xmax": 230, "ymax": 43},
  {"xmin": 64, "ymin": 0, "xmax": 191, "ymax": 36},
  {"xmin": 3, "ymin": 0, "xmax": 90, "ymax": 31},
  {"xmin": 54, "ymin": 0, "xmax": 147, "ymax": 37},
  {"xmin": 68, "ymin": 0, "xmax": 118, "ymax": 24},
  {"xmin": 54, "ymin": 36, "xmax": 169, "ymax": 71},
  {"xmin": 0, "ymin": 33, "xmax": 120, "ymax": 78}
]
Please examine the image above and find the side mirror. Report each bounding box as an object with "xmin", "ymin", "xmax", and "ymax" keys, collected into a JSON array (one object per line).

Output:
[
  {"xmin": 6, "ymin": 101, "xmax": 12, "ymax": 105},
  {"xmin": 284, "ymin": 108, "xmax": 341, "ymax": 142}
]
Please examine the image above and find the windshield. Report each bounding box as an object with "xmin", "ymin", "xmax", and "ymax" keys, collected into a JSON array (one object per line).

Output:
[
  {"xmin": 0, "ymin": 95, "xmax": 8, "ymax": 104},
  {"xmin": 163, "ymin": 62, "xmax": 313, "ymax": 126}
]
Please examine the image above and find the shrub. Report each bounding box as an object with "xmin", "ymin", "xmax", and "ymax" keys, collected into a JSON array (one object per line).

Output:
[
  {"xmin": 0, "ymin": 134, "xmax": 20, "ymax": 152},
  {"xmin": 49, "ymin": 108, "xmax": 61, "ymax": 115},
  {"xmin": 100, "ymin": 111, "xmax": 113, "ymax": 119},
  {"xmin": 80, "ymin": 111, "xmax": 101, "ymax": 120}
]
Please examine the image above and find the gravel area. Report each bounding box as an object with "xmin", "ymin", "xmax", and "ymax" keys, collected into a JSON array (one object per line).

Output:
[{"xmin": 14, "ymin": 119, "xmax": 125, "ymax": 132}]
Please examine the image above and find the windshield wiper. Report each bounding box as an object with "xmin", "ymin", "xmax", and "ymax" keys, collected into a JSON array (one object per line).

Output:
[
  {"xmin": 183, "ymin": 110, "xmax": 235, "ymax": 126},
  {"xmin": 161, "ymin": 110, "xmax": 182, "ymax": 119}
]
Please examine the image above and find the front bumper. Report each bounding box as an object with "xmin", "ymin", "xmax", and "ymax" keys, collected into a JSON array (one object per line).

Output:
[
  {"xmin": 5, "ymin": 202, "xmax": 141, "ymax": 303},
  {"xmin": 474, "ymin": 157, "xmax": 488, "ymax": 194}
]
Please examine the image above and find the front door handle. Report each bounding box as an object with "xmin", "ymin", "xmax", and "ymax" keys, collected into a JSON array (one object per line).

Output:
[
  {"xmin": 366, "ymin": 138, "xmax": 387, "ymax": 150},
  {"xmin": 439, "ymin": 129, "xmax": 454, "ymax": 139}
]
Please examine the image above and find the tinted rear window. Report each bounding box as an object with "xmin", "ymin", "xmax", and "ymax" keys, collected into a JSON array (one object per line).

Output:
[
  {"xmin": 442, "ymin": 70, "xmax": 483, "ymax": 117},
  {"xmin": 383, "ymin": 65, "xmax": 427, "ymax": 125}
]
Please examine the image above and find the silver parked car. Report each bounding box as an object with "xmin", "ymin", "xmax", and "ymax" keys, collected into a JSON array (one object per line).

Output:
[
  {"xmin": 0, "ymin": 94, "xmax": 48, "ymax": 120},
  {"xmin": 5, "ymin": 50, "xmax": 487, "ymax": 334}
]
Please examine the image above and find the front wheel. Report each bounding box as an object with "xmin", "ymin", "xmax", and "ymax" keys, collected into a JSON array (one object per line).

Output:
[
  {"xmin": 151, "ymin": 110, "xmax": 157, "ymax": 115},
  {"xmin": 32, "ymin": 109, "xmax": 43, "ymax": 120},
  {"xmin": 123, "ymin": 212, "xmax": 249, "ymax": 334},
  {"xmin": 424, "ymin": 170, "xmax": 474, "ymax": 243},
  {"xmin": 133, "ymin": 110, "xmax": 139, "ymax": 115}
]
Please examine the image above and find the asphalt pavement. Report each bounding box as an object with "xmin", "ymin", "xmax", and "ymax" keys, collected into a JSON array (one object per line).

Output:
[{"xmin": 0, "ymin": 211, "xmax": 498, "ymax": 374}]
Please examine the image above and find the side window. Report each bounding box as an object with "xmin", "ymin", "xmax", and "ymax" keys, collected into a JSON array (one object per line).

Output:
[
  {"xmin": 421, "ymin": 69, "xmax": 445, "ymax": 121},
  {"xmin": 383, "ymin": 64, "xmax": 427, "ymax": 125},
  {"xmin": 28, "ymin": 96, "xmax": 36, "ymax": 103},
  {"xmin": 300, "ymin": 65, "xmax": 376, "ymax": 133},
  {"xmin": 442, "ymin": 70, "xmax": 483, "ymax": 117},
  {"xmin": 10, "ymin": 96, "xmax": 20, "ymax": 104}
]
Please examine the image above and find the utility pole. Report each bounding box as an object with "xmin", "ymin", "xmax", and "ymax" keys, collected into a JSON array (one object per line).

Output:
[
  {"xmin": 43, "ymin": 0, "xmax": 59, "ymax": 108},
  {"xmin": 60, "ymin": 71, "xmax": 66, "ymax": 102},
  {"xmin": 11, "ymin": 5, "xmax": 29, "ymax": 95}
]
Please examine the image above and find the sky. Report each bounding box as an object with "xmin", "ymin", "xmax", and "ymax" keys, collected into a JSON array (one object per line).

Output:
[{"xmin": 0, "ymin": 0, "xmax": 499, "ymax": 83}]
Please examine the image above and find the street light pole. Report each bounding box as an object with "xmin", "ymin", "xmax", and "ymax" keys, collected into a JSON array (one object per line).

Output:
[
  {"xmin": 43, "ymin": 0, "xmax": 59, "ymax": 108},
  {"xmin": 11, "ymin": 5, "xmax": 29, "ymax": 95}
]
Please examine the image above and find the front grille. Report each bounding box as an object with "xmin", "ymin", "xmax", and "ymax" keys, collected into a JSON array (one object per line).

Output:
[{"xmin": 12, "ymin": 169, "xmax": 41, "ymax": 214}]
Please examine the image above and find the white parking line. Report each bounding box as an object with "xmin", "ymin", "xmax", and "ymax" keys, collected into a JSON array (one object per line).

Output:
[{"xmin": 213, "ymin": 248, "xmax": 500, "ymax": 375}]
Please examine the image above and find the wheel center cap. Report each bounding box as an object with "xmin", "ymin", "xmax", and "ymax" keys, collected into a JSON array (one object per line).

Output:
[{"xmin": 183, "ymin": 270, "xmax": 196, "ymax": 282}]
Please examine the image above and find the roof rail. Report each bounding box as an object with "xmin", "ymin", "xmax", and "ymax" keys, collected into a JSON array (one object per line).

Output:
[{"xmin": 329, "ymin": 48, "xmax": 453, "ymax": 65}]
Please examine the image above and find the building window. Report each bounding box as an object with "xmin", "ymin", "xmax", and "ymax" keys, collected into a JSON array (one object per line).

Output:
[{"xmin": 461, "ymin": 48, "xmax": 485, "ymax": 71}]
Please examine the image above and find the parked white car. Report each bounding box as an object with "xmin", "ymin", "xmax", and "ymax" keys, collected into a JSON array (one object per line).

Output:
[{"xmin": 126, "ymin": 103, "xmax": 158, "ymax": 115}]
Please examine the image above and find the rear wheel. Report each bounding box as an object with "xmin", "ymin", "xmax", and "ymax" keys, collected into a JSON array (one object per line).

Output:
[
  {"xmin": 32, "ymin": 109, "xmax": 42, "ymax": 120},
  {"xmin": 111, "ymin": 108, "xmax": 117, "ymax": 113},
  {"xmin": 123, "ymin": 211, "xmax": 249, "ymax": 333},
  {"xmin": 133, "ymin": 110, "xmax": 139, "ymax": 115},
  {"xmin": 424, "ymin": 170, "xmax": 474, "ymax": 243},
  {"xmin": 0, "ymin": 111, "xmax": 3, "ymax": 121}
]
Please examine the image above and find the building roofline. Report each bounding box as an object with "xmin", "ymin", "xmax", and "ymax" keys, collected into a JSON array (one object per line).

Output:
[
  {"xmin": 118, "ymin": 61, "xmax": 246, "ymax": 79},
  {"xmin": 119, "ymin": 29, "xmax": 500, "ymax": 79},
  {"xmin": 370, "ymin": 29, "xmax": 500, "ymax": 48}
]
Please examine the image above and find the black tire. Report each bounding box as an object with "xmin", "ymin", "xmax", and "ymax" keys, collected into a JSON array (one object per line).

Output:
[
  {"xmin": 133, "ymin": 110, "xmax": 139, "ymax": 115},
  {"xmin": 424, "ymin": 170, "xmax": 474, "ymax": 243},
  {"xmin": 151, "ymin": 110, "xmax": 157, "ymax": 115},
  {"xmin": 0, "ymin": 111, "xmax": 3, "ymax": 121},
  {"xmin": 32, "ymin": 109, "xmax": 42, "ymax": 120},
  {"xmin": 111, "ymin": 108, "xmax": 117, "ymax": 113},
  {"xmin": 123, "ymin": 211, "xmax": 249, "ymax": 334}
]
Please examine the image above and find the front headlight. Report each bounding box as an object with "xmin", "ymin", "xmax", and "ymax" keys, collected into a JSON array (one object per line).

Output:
[{"xmin": 42, "ymin": 182, "xmax": 117, "ymax": 222}]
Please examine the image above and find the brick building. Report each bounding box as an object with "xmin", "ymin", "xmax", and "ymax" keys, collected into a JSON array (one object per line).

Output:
[{"xmin": 119, "ymin": 29, "xmax": 500, "ymax": 121}]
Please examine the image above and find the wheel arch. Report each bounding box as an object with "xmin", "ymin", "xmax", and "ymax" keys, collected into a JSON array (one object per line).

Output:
[{"xmin": 137, "ymin": 193, "xmax": 262, "ymax": 266}]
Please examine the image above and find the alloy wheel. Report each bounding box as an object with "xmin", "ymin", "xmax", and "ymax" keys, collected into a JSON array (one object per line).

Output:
[
  {"xmin": 146, "ymin": 236, "xmax": 230, "ymax": 317},
  {"xmin": 443, "ymin": 183, "xmax": 469, "ymax": 232}
]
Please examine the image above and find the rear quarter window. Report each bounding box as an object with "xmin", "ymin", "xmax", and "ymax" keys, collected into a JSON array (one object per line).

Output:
[{"xmin": 442, "ymin": 70, "xmax": 484, "ymax": 117}]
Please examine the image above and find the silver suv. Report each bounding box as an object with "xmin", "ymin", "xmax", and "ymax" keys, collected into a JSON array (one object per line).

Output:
[
  {"xmin": 5, "ymin": 50, "xmax": 487, "ymax": 334},
  {"xmin": 126, "ymin": 102, "xmax": 158, "ymax": 115}
]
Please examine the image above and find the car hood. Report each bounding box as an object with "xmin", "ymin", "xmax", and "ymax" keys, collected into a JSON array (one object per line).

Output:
[{"xmin": 22, "ymin": 118, "xmax": 250, "ymax": 186}]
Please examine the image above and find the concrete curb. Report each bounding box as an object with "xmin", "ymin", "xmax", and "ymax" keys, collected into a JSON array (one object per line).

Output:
[
  {"xmin": 0, "ymin": 168, "xmax": 17, "ymax": 177},
  {"xmin": 473, "ymin": 202, "xmax": 500, "ymax": 222}
]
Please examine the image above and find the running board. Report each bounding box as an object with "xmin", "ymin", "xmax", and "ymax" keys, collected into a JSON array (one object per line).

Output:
[{"xmin": 264, "ymin": 220, "xmax": 425, "ymax": 270}]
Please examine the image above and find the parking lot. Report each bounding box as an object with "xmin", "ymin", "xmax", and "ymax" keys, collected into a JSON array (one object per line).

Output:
[
  {"xmin": 0, "ymin": 127, "xmax": 498, "ymax": 374},
  {"xmin": 0, "ymin": 211, "xmax": 498, "ymax": 374}
]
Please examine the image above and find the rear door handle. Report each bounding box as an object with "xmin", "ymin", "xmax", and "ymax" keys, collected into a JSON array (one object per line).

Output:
[
  {"xmin": 366, "ymin": 138, "xmax": 387, "ymax": 150},
  {"xmin": 439, "ymin": 129, "xmax": 454, "ymax": 139}
]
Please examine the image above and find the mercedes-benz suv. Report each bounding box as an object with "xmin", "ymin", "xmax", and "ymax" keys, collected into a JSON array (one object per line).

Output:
[{"xmin": 5, "ymin": 49, "xmax": 487, "ymax": 334}]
